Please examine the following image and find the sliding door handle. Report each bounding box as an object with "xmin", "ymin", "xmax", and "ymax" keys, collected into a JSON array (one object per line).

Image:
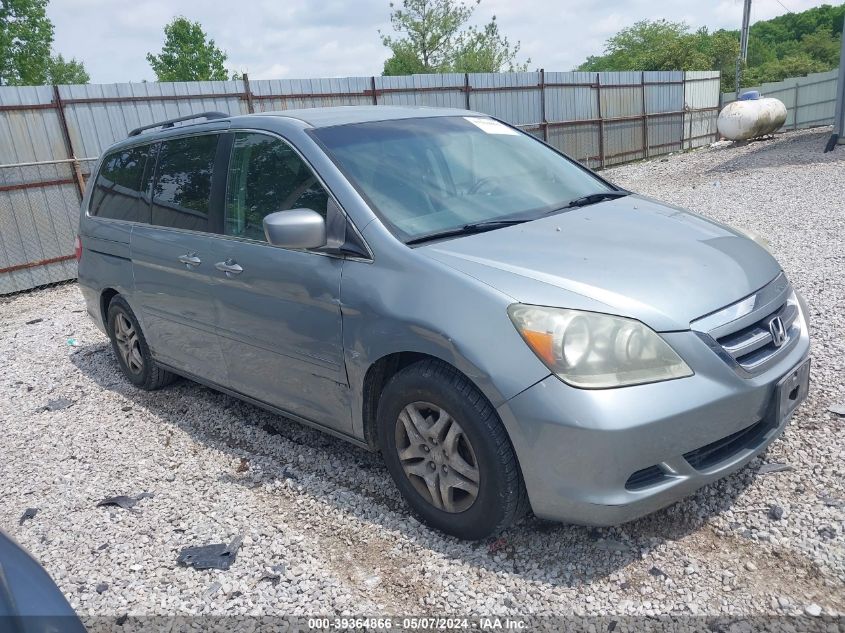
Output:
[
  {"xmin": 215, "ymin": 259, "xmax": 243, "ymax": 277},
  {"xmin": 178, "ymin": 253, "xmax": 201, "ymax": 268}
]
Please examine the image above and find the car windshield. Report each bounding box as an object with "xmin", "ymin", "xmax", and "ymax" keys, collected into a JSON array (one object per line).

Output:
[{"xmin": 311, "ymin": 116, "xmax": 615, "ymax": 242}]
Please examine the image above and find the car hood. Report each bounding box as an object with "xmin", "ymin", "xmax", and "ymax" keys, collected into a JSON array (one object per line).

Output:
[{"xmin": 419, "ymin": 195, "xmax": 782, "ymax": 332}]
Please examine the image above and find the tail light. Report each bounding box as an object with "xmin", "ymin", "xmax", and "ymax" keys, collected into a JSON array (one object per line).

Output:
[{"xmin": 74, "ymin": 236, "xmax": 82, "ymax": 261}]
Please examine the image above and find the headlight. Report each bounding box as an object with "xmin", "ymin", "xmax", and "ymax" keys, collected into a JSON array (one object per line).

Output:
[
  {"xmin": 734, "ymin": 227, "xmax": 772, "ymax": 253},
  {"xmin": 508, "ymin": 305, "xmax": 693, "ymax": 388}
]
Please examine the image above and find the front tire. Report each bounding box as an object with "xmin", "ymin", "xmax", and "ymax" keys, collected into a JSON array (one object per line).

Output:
[
  {"xmin": 106, "ymin": 295, "xmax": 176, "ymax": 391},
  {"xmin": 377, "ymin": 359, "xmax": 528, "ymax": 540}
]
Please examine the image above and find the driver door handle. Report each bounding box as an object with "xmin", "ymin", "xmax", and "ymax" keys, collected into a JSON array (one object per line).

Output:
[{"xmin": 215, "ymin": 259, "xmax": 243, "ymax": 277}]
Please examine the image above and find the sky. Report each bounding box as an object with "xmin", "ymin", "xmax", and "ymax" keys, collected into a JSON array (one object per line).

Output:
[{"xmin": 48, "ymin": 0, "xmax": 837, "ymax": 84}]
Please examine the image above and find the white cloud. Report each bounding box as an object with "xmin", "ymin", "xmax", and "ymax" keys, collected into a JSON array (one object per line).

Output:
[{"xmin": 47, "ymin": 0, "xmax": 837, "ymax": 83}]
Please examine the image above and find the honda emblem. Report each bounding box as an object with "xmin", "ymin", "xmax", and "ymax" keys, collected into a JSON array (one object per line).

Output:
[{"xmin": 769, "ymin": 316, "xmax": 787, "ymax": 347}]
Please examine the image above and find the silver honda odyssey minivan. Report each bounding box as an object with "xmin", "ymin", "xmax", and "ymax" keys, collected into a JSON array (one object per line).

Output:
[{"xmin": 77, "ymin": 106, "xmax": 810, "ymax": 539}]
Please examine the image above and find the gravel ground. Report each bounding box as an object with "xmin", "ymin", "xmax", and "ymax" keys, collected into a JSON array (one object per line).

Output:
[{"xmin": 1, "ymin": 128, "xmax": 843, "ymax": 627}]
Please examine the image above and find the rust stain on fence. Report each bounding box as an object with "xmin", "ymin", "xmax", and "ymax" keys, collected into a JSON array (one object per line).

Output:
[
  {"xmin": 0, "ymin": 177, "xmax": 75, "ymax": 193},
  {"xmin": 0, "ymin": 254, "xmax": 76, "ymax": 275}
]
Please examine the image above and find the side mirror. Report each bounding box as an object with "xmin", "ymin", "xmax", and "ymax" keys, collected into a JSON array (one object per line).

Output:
[{"xmin": 263, "ymin": 209, "xmax": 327, "ymax": 249}]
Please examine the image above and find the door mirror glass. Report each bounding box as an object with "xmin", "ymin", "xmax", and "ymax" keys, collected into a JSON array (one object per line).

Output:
[{"xmin": 263, "ymin": 209, "xmax": 327, "ymax": 249}]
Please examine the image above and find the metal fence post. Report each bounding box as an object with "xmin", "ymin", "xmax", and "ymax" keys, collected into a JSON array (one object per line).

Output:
[
  {"xmin": 793, "ymin": 82, "xmax": 799, "ymax": 130},
  {"xmin": 464, "ymin": 73, "xmax": 471, "ymax": 110},
  {"xmin": 688, "ymin": 107, "xmax": 693, "ymax": 150},
  {"xmin": 242, "ymin": 73, "xmax": 255, "ymax": 113},
  {"xmin": 52, "ymin": 85, "xmax": 85, "ymax": 199},
  {"xmin": 641, "ymin": 71, "xmax": 649, "ymax": 159},
  {"xmin": 370, "ymin": 76, "xmax": 378, "ymax": 105},
  {"xmin": 682, "ymin": 74, "xmax": 691, "ymax": 150},
  {"xmin": 595, "ymin": 73, "xmax": 604, "ymax": 168},
  {"xmin": 539, "ymin": 68, "xmax": 547, "ymax": 142}
]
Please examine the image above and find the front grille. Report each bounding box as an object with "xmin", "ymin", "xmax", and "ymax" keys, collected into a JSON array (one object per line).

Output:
[
  {"xmin": 716, "ymin": 300, "xmax": 799, "ymax": 372},
  {"xmin": 691, "ymin": 274, "xmax": 801, "ymax": 376},
  {"xmin": 625, "ymin": 465, "xmax": 666, "ymax": 490},
  {"xmin": 683, "ymin": 419, "xmax": 771, "ymax": 470}
]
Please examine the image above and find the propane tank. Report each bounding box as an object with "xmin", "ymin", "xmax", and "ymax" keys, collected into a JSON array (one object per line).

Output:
[{"xmin": 717, "ymin": 92, "xmax": 788, "ymax": 141}]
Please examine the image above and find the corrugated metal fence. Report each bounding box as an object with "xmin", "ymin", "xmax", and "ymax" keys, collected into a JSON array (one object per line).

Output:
[
  {"xmin": 721, "ymin": 68, "xmax": 840, "ymax": 131},
  {"xmin": 1, "ymin": 70, "xmax": 721, "ymax": 294}
]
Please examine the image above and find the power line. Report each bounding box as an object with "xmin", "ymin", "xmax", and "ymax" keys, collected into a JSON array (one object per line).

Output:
[{"xmin": 775, "ymin": 0, "xmax": 793, "ymax": 13}]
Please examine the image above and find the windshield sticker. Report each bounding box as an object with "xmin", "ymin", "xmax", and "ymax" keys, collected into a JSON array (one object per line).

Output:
[{"xmin": 464, "ymin": 117, "xmax": 519, "ymax": 135}]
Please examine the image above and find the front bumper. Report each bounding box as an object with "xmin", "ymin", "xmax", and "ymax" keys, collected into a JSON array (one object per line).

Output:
[{"xmin": 498, "ymin": 320, "xmax": 810, "ymax": 526}]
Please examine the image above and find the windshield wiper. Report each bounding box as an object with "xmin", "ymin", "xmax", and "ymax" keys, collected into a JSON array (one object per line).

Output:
[
  {"xmin": 405, "ymin": 192, "xmax": 629, "ymax": 245},
  {"xmin": 405, "ymin": 219, "xmax": 526, "ymax": 245},
  {"xmin": 557, "ymin": 191, "xmax": 630, "ymax": 210}
]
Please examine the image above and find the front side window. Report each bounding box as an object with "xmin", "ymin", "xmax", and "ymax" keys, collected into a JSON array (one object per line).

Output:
[
  {"xmin": 312, "ymin": 116, "xmax": 613, "ymax": 242},
  {"xmin": 224, "ymin": 132, "xmax": 328, "ymax": 241},
  {"xmin": 89, "ymin": 145, "xmax": 152, "ymax": 222},
  {"xmin": 151, "ymin": 134, "xmax": 219, "ymax": 231}
]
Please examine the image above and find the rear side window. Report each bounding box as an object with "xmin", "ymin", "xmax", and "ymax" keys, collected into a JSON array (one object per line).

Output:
[
  {"xmin": 224, "ymin": 132, "xmax": 328, "ymax": 241},
  {"xmin": 151, "ymin": 134, "xmax": 219, "ymax": 231},
  {"xmin": 89, "ymin": 145, "xmax": 152, "ymax": 222}
]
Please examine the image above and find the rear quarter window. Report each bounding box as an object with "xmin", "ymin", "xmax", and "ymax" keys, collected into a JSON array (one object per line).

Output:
[
  {"xmin": 89, "ymin": 145, "xmax": 152, "ymax": 222},
  {"xmin": 151, "ymin": 134, "xmax": 219, "ymax": 232}
]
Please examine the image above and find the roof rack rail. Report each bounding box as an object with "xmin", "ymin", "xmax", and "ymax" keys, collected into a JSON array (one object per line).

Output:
[{"xmin": 128, "ymin": 111, "xmax": 229, "ymax": 137}]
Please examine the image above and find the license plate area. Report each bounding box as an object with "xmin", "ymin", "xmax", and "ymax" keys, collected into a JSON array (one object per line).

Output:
[{"xmin": 776, "ymin": 358, "xmax": 810, "ymax": 423}]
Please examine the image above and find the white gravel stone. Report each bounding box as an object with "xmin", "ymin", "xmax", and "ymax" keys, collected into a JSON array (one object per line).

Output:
[
  {"xmin": 0, "ymin": 128, "xmax": 843, "ymax": 620},
  {"xmin": 805, "ymin": 603, "xmax": 822, "ymax": 617}
]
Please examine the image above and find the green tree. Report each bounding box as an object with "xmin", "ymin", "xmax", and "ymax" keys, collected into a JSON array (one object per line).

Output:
[
  {"xmin": 380, "ymin": 0, "xmax": 528, "ymax": 75},
  {"xmin": 578, "ymin": 3, "xmax": 845, "ymax": 93},
  {"xmin": 383, "ymin": 41, "xmax": 429, "ymax": 75},
  {"xmin": 0, "ymin": 0, "xmax": 88, "ymax": 85},
  {"xmin": 578, "ymin": 20, "xmax": 739, "ymax": 91},
  {"xmin": 736, "ymin": 3, "xmax": 844, "ymax": 87},
  {"xmin": 0, "ymin": 0, "xmax": 51, "ymax": 85},
  {"xmin": 800, "ymin": 30, "xmax": 842, "ymax": 66},
  {"xmin": 748, "ymin": 3, "xmax": 845, "ymax": 60},
  {"xmin": 453, "ymin": 16, "xmax": 527, "ymax": 73},
  {"xmin": 693, "ymin": 29, "xmax": 742, "ymax": 91},
  {"xmin": 46, "ymin": 54, "xmax": 89, "ymax": 84},
  {"xmin": 146, "ymin": 17, "xmax": 230, "ymax": 82},
  {"xmin": 579, "ymin": 20, "xmax": 692, "ymax": 71},
  {"xmin": 743, "ymin": 52, "xmax": 828, "ymax": 86}
]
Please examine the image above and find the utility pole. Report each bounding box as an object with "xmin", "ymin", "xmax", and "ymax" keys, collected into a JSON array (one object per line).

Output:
[{"xmin": 735, "ymin": 0, "xmax": 752, "ymax": 98}]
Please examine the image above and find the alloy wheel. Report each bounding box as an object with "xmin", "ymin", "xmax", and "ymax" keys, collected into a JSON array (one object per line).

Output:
[
  {"xmin": 394, "ymin": 401, "xmax": 480, "ymax": 513},
  {"xmin": 113, "ymin": 312, "xmax": 144, "ymax": 374}
]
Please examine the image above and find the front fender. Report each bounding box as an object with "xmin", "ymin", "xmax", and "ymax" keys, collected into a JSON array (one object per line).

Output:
[{"xmin": 340, "ymin": 236, "xmax": 551, "ymax": 442}]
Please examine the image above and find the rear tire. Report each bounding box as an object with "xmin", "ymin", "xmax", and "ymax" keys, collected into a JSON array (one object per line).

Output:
[
  {"xmin": 377, "ymin": 359, "xmax": 528, "ymax": 540},
  {"xmin": 106, "ymin": 295, "xmax": 176, "ymax": 391}
]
